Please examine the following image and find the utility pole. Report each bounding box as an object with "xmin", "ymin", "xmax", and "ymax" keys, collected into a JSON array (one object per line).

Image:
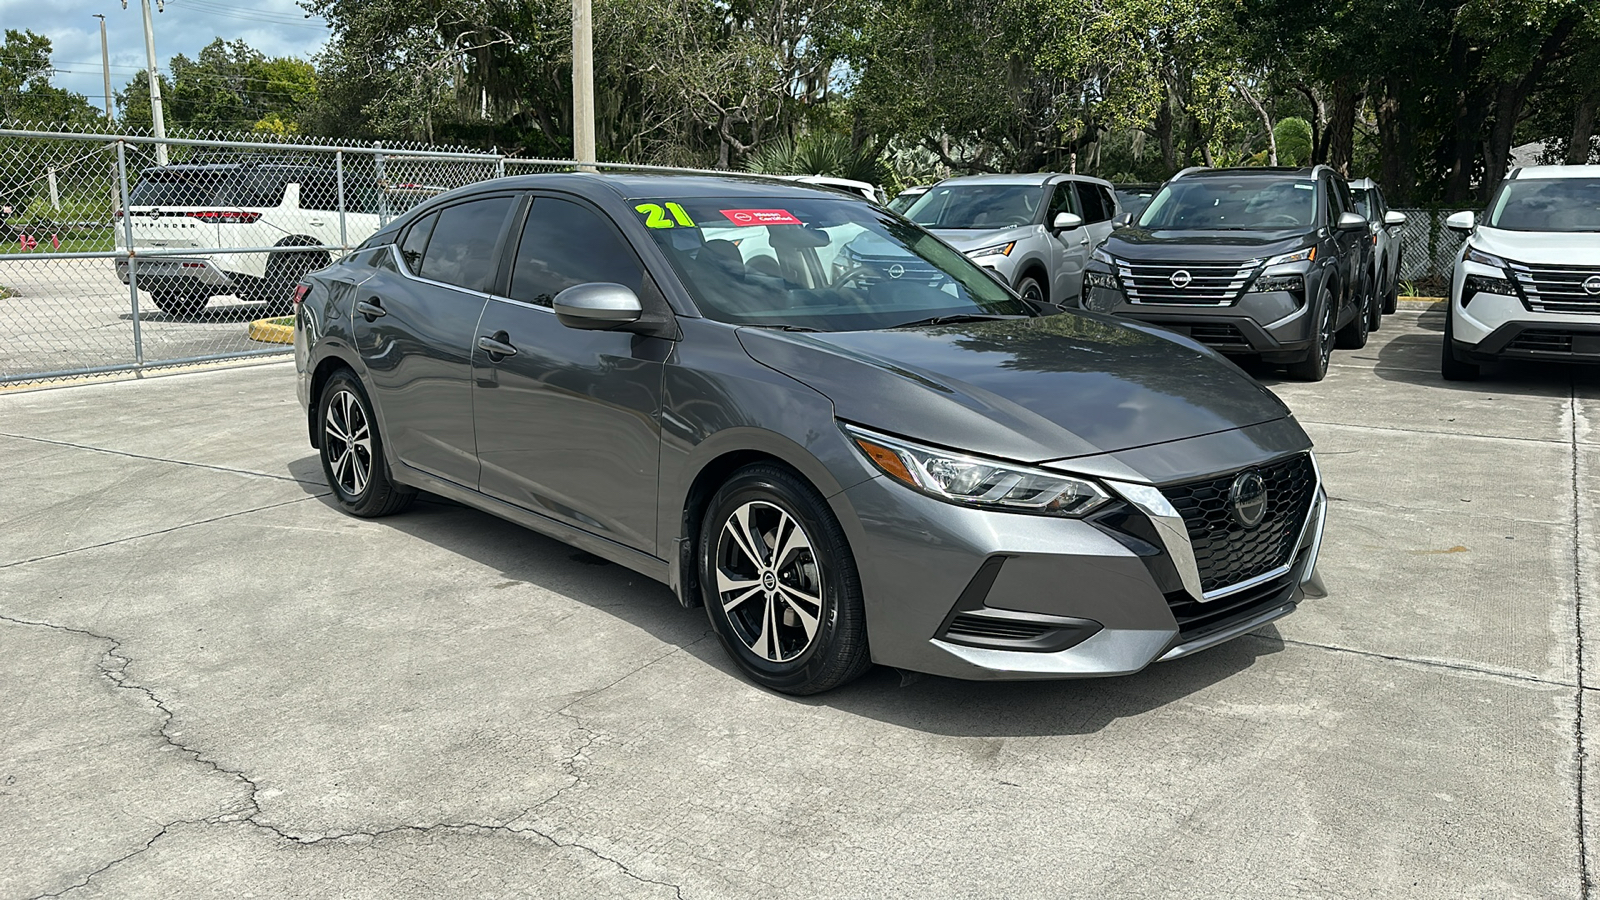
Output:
[
  {"xmin": 93, "ymin": 15, "xmax": 113, "ymax": 122},
  {"xmin": 572, "ymin": 0, "xmax": 595, "ymax": 165},
  {"xmin": 124, "ymin": 0, "xmax": 168, "ymax": 165}
]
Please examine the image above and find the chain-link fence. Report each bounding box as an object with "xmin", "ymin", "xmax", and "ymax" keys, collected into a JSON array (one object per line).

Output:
[
  {"xmin": 1391, "ymin": 208, "xmax": 1467, "ymax": 293},
  {"xmin": 0, "ymin": 126, "xmax": 665, "ymax": 387}
]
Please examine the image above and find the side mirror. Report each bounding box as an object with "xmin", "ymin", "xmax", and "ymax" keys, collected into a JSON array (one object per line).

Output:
[
  {"xmin": 1444, "ymin": 211, "xmax": 1475, "ymax": 233},
  {"xmin": 1112, "ymin": 212, "xmax": 1133, "ymax": 228},
  {"xmin": 1052, "ymin": 212, "xmax": 1084, "ymax": 231},
  {"xmin": 552, "ymin": 282, "xmax": 642, "ymax": 330},
  {"xmin": 1336, "ymin": 211, "xmax": 1368, "ymax": 232},
  {"xmin": 1384, "ymin": 210, "xmax": 1407, "ymax": 227}
]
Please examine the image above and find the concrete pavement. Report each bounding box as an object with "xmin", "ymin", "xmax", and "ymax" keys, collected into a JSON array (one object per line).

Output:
[{"xmin": 0, "ymin": 306, "xmax": 1591, "ymax": 898}]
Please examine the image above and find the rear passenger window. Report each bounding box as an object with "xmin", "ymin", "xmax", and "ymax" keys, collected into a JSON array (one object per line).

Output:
[
  {"xmin": 508, "ymin": 197, "xmax": 646, "ymax": 307},
  {"xmin": 1075, "ymin": 183, "xmax": 1110, "ymax": 224},
  {"xmin": 419, "ymin": 197, "xmax": 515, "ymax": 291},
  {"xmin": 399, "ymin": 213, "xmax": 437, "ymax": 275}
]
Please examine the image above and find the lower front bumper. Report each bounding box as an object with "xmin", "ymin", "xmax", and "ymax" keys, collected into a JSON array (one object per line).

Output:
[
  {"xmin": 1090, "ymin": 288, "xmax": 1315, "ymax": 361},
  {"xmin": 835, "ymin": 464, "xmax": 1327, "ymax": 681},
  {"xmin": 1453, "ymin": 319, "xmax": 1600, "ymax": 364}
]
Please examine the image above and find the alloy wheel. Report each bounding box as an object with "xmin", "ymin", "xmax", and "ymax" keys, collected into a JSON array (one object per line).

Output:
[
  {"xmin": 1319, "ymin": 300, "xmax": 1336, "ymax": 367},
  {"xmin": 324, "ymin": 388, "xmax": 373, "ymax": 497},
  {"xmin": 714, "ymin": 500, "xmax": 825, "ymax": 663}
]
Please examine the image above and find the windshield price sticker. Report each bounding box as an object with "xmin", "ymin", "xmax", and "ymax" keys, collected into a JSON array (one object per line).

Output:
[
  {"xmin": 635, "ymin": 202, "xmax": 696, "ymax": 228},
  {"xmin": 720, "ymin": 209, "xmax": 802, "ymax": 226}
]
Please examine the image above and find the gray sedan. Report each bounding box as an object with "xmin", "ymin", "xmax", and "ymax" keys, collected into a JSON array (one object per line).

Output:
[{"xmin": 294, "ymin": 174, "xmax": 1327, "ymax": 694}]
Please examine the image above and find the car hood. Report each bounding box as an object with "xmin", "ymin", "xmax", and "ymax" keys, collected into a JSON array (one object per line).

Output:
[
  {"xmin": 931, "ymin": 226, "xmax": 1040, "ymax": 253},
  {"xmin": 736, "ymin": 313, "xmax": 1292, "ymax": 464},
  {"xmin": 1472, "ymin": 227, "xmax": 1600, "ymax": 265},
  {"xmin": 1104, "ymin": 227, "xmax": 1307, "ymax": 263}
]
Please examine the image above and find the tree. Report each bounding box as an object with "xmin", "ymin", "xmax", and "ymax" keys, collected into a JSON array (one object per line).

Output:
[{"xmin": 1, "ymin": 30, "xmax": 101, "ymax": 126}]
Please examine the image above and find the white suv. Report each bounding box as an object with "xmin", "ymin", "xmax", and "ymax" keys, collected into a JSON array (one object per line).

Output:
[
  {"xmin": 1442, "ymin": 165, "xmax": 1600, "ymax": 380},
  {"xmin": 115, "ymin": 163, "xmax": 384, "ymax": 317}
]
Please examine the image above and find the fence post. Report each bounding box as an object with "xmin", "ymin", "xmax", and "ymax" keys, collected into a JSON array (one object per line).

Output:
[
  {"xmin": 115, "ymin": 140, "xmax": 144, "ymax": 369},
  {"xmin": 374, "ymin": 141, "xmax": 388, "ymax": 226},
  {"xmin": 335, "ymin": 150, "xmax": 348, "ymax": 252},
  {"xmin": 493, "ymin": 146, "xmax": 505, "ymax": 179}
]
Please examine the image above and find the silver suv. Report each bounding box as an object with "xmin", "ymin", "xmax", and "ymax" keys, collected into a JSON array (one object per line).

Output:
[{"xmin": 904, "ymin": 173, "xmax": 1119, "ymax": 307}]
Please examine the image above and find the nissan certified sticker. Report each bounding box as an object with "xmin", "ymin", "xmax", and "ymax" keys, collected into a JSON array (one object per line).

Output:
[{"xmin": 720, "ymin": 209, "xmax": 802, "ymax": 226}]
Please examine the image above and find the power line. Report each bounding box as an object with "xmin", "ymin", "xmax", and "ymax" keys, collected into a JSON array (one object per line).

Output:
[{"xmin": 162, "ymin": 0, "xmax": 331, "ymax": 30}]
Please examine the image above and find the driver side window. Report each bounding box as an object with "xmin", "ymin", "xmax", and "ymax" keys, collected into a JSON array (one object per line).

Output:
[{"xmin": 508, "ymin": 196, "xmax": 650, "ymax": 307}]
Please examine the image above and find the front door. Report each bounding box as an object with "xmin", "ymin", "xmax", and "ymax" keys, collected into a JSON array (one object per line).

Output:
[
  {"xmin": 471, "ymin": 194, "xmax": 669, "ymax": 554},
  {"xmin": 353, "ymin": 194, "xmax": 516, "ymax": 488},
  {"xmin": 1047, "ymin": 183, "xmax": 1089, "ymax": 304}
]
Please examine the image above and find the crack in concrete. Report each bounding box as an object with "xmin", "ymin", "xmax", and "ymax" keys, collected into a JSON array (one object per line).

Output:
[
  {"xmin": 0, "ymin": 494, "xmax": 327, "ymax": 570},
  {"xmin": 1571, "ymin": 380, "xmax": 1592, "ymax": 900},
  {"xmin": 1255, "ymin": 632, "xmax": 1578, "ymax": 690},
  {"xmin": 0, "ymin": 431, "xmax": 322, "ymax": 486}
]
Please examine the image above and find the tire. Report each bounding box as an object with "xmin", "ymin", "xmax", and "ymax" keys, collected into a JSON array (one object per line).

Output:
[
  {"xmin": 1335, "ymin": 283, "xmax": 1369, "ymax": 349},
  {"xmin": 1286, "ymin": 292, "xmax": 1336, "ymax": 382},
  {"xmin": 1440, "ymin": 308, "xmax": 1480, "ymax": 381},
  {"xmin": 1015, "ymin": 275, "xmax": 1047, "ymax": 307},
  {"xmin": 317, "ymin": 370, "xmax": 416, "ymax": 517},
  {"xmin": 149, "ymin": 290, "xmax": 210, "ymax": 318},
  {"xmin": 698, "ymin": 463, "xmax": 871, "ymax": 695},
  {"xmin": 1382, "ymin": 275, "xmax": 1398, "ymax": 315},
  {"xmin": 264, "ymin": 251, "xmax": 320, "ymax": 313},
  {"xmin": 1366, "ymin": 283, "xmax": 1382, "ymax": 332}
]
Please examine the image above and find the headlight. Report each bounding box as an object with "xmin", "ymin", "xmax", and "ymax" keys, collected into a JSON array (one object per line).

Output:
[
  {"xmin": 1464, "ymin": 246, "xmax": 1508, "ymax": 269},
  {"xmin": 1249, "ymin": 274, "xmax": 1304, "ymax": 294},
  {"xmin": 1264, "ymin": 247, "xmax": 1315, "ymax": 266},
  {"xmin": 1091, "ymin": 247, "xmax": 1116, "ymax": 265},
  {"xmin": 1462, "ymin": 273, "xmax": 1517, "ymax": 304},
  {"xmin": 967, "ymin": 241, "xmax": 1016, "ymax": 259},
  {"xmin": 845, "ymin": 425, "xmax": 1111, "ymax": 517},
  {"xmin": 1086, "ymin": 270, "xmax": 1119, "ymax": 290}
]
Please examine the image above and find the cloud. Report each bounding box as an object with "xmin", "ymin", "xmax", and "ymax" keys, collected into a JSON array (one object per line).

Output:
[{"xmin": 1, "ymin": 0, "xmax": 328, "ymax": 114}]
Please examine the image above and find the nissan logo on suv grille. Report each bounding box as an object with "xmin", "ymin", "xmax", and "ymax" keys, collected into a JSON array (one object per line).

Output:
[
  {"xmin": 1169, "ymin": 270, "xmax": 1193, "ymax": 289},
  {"xmin": 1229, "ymin": 470, "xmax": 1268, "ymax": 528},
  {"xmin": 1584, "ymin": 275, "xmax": 1600, "ymax": 296}
]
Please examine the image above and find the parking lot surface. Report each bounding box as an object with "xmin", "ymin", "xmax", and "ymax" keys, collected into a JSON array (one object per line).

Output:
[{"xmin": 0, "ymin": 305, "xmax": 1593, "ymax": 898}]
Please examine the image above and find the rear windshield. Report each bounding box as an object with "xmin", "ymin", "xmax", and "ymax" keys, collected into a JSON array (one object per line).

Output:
[
  {"xmin": 129, "ymin": 169, "xmax": 299, "ymax": 208},
  {"xmin": 1487, "ymin": 177, "xmax": 1600, "ymax": 232},
  {"xmin": 1350, "ymin": 189, "xmax": 1373, "ymax": 219},
  {"xmin": 1138, "ymin": 178, "xmax": 1316, "ymax": 230}
]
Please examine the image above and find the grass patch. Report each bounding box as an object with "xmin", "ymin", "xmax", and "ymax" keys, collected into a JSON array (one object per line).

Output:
[
  {"xmin": 0, "ymin": 230, "xmax": 116, "ymax": 254},
  {"xmin": 0, "ymin": 285, "xmax": 13, "ymax": 299}
]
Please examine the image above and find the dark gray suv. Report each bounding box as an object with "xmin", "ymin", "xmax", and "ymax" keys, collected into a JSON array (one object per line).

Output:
[
  {"xmin": 1083, "ymin": 166, "xmax": 1374, "ymax": 381},
  {"xmin": 295, "ymin": 174, "xmax": 1328, "ymax": 694}
]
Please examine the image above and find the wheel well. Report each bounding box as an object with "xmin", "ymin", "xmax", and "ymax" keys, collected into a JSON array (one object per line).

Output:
[
  {"xmin": 1015, "ymin": 264, "xmax": 1051, "ymax": 302},
  {"xmin": 305, "ymin": 357, "xmax": 355, "ymax": 448},
  {"xmin": 676, "ymin": 450, "xmax": 803, "ymax": 608},
  {"xmin": 272, "ymin": 237, "xmax": 331, "ymax": 273}
]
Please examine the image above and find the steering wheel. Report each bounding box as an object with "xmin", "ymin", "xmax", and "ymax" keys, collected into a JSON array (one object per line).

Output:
[{"xmin": 830, "ymin": 265, "xmax": 878, "ymax": 290}]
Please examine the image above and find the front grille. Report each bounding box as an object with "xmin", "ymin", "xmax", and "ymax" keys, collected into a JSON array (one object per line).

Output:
[
  {"xmin": 1187, "ymin": 322, "xmax": 1252, "ymax": 349},
  {"xmin": 1506, "ymin": 329, "xmax": 1574, "ymax": 353},
  {"xmin": 1115, "ymin": 260, "xmax": 1258, "ymax": 306},
  {"xmin": 944, "ymin": 614, "xmax": 1053, "ymax": 642},
  {"xmin": 1509, "ymin": 262, "xmax": 1600, "ymax": 313},
  {"xmin": 1166, "ymin": 554, "xmax": 1301, "ymax": 642},
  {"xmin": 1160, "ymin": 454, "xmax": 1317, "ymax": 594}
]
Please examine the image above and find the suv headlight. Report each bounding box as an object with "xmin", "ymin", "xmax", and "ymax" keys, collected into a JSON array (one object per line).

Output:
[
  {"xmin": 1464, "ymin": 246, "xmax": 1508, "ymax": 270},
  {"xmin": 1086, "ymin": 270, "xmax": 1119, "ymax": 290},
  {"xmin": 845, "ymin": 425, "xmax": 1111, "ymax": 517},
  {"xmin": 1092, "ymin": 247, "xmax": 1116, "ymax": 265},
  {"xmin": 1264, "ymin": 247, "xmax": 1315, "ymax": 266},
  {"xmin": 1249, "ymin": 274, "xmax": 1304, "ymax": 294},
  {"xmin": 968, "ymin": 241, "xmax": 1016, "ymax": 259}
]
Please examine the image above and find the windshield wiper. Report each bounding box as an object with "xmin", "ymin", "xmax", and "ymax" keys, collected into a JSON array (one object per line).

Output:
[
  {"xmin": 746, "ymin": 323, "xmax": 822, "ymax": 332},
  {"xmin": 891, "ymin": 313, "xmax": 1015, "ymax": 329}
]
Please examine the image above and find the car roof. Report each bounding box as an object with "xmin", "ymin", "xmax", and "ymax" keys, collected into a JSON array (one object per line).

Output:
[
  {"xmin": 1508, "ymin": 165, "xmax": 1600, "ymax": 180},
  {"xmin": 1181, "ymin": 166, "xmax": 1317, "ymax": 180},
  {"xmin": 439, "ymin": 171, "xmax": 867, "ymax": 204},
  {"xmin": 932, "ymin": 172, "xmax": 1112, "ymax": 188},
  {"xmin": 137, "ymin": 162, "xmax": 326, "ymax": 177},
  {"xmin": 1347, "ymin": 177, "xmax": 1379, "ymax": 190}
]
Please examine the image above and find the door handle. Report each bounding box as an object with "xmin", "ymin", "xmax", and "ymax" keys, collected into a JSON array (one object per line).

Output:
[
  {"xmin": 309, "ymin": 219, "xmax": 327, "ymax": 227},
  {"xmin": 355, "ymin": 298, "xmax": 387, "ymax": 320},
  {"xmin": 477, "ymin": 334, "xmax": 518, "ymax": 358}
]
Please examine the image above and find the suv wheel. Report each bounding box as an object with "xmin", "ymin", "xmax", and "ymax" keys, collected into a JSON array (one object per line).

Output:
[
  {"xmin": 317, "ymin": 370, "xmax": 416, "ymax": 517},
  {"xmin": 1335, "ymin": 287, "xmax": 1369, "ymax": 349},
  {"xmin": 266, "ymin": 251, "xmax": 320, "ymax": 313},
  {"xmin": 1015, "ymin": 275, "xmax": 1046, "ymax": 307},
  {"xmin": 1440, "ymin": 309, "xmax": 1480, "ymax": 381},
  {"xmin": 149, "ymin": 290, "xmax": 210, "ymax": 319},
  {"xmin": 699, "ymin": 464, "xmax": 871, "ymax": 695},
  {"xmin": 1286, "ymin": 292, "xmax": 1336, "ymax": 382},
  {"xmin": 1366, "ymin": 279, "xmax": 1382, "ymax": 332}
]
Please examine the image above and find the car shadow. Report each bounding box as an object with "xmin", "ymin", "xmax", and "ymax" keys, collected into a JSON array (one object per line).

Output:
[
  {"xmin": 119, "ymin": 302, "xmax": 273, "ymax": 324},
  {"xmin": 1370, "ymin": 304, "xmax": 1600, "ymax": 390},
  {"xmin": 284, "ymin": 456, "xmax": 1285, "ymax": 737}
]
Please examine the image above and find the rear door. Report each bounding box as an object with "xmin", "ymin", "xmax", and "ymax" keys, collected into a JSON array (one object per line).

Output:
[
  {"xmin": 352, "ymin": 194, "xmax": 516, "ymax": 488},
  {"xmin": 470, "ymin": 193, "xmax": 669, "ymax": 553},
  {"xmin": 123, "ymin": 169, "xmax": 223, "ymax": 250}
]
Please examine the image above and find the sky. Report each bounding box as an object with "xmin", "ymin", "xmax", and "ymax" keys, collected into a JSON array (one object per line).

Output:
[{"xmin": 1, "ymin": 0, "xmax": 331, "ymax": 114}]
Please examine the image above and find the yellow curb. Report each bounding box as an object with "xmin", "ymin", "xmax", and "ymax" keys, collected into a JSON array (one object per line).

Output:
[{"xmin": 248, "ymin": 316, "xmax": 296, "ymax": 344}]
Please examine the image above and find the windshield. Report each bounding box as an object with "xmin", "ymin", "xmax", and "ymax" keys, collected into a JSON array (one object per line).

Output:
[
  {"xmin": 905, "ymin": 184, "xmax": 1044, "ymax": 229},
  {"xmin": 129, "ymin": 169, "xmax": 297, "ymax": 208},
  {"xmin": 886, "ymin": 191, "xmax": 923, "ymax": 214},
  {"xmin": 638, "ymin": 196, "xmax": 1030, "ymax": 332},
  {"xmin": 1487, "ymin": 178, "xmax": 1600, "ymax": 232},
  {"xmin": 1137, "ymin": 178, "xmax": 1315, "ymax": 230},
  {"xmin": 1115, "ymin": 189, "xmax": 1156, "ymax": 217}
]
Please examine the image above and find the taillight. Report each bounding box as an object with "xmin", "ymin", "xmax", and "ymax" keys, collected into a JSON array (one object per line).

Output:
[
  {"xmin": 189, "ymin": 211, "xmax": 262, "ymax": 224},
  {"xmin": 291, "ymin": 284, "xmax": 311, "ymax": 306}
]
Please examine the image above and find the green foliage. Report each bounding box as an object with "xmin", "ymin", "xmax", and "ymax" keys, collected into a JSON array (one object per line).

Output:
[
  {"xmin": 116, "ymin": 39, "xmax": 316, "ymax": 134},
  {"xmin": 1274, "ymin": 117, "xmax": 1312, "ymax": 167},
  {"xmin": 1, "ymin": 30, "xmax": 102, "ymax": 126},
  {"xmin": 744, "ymin": 133, "xmax": 887, "ymax": 184}
]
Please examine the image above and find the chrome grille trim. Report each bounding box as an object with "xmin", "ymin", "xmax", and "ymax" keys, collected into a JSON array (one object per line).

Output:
[
  {"xmin": 1507, "ymin": 262, "xmax": 1600, "ymax": 314},
  {"xmin": 1115, "ymin": 260, "xmax": 1259, "ymax": 306}
]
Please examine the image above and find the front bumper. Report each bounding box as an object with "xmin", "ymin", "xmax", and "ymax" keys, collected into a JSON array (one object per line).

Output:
[
  {"xmin": 836, "ymin": 453, "xmax": 1326, "ymax": 680},
  {"xmin": 115, "ymin": 256, "xmax": 235, "ymax": 289},
  {"xmin": 1087, "ymin": 286, "xmax": 1315, "ymax": 361},
  {"xmin": 1449, "ymin": 269, "xmax": 1600, "ymax": 363}
]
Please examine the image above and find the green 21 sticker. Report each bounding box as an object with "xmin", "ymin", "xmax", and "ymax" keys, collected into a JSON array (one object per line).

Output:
[{"xmin": 635, "ymin": 202, "xmax": 696, "ymax": 228}]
